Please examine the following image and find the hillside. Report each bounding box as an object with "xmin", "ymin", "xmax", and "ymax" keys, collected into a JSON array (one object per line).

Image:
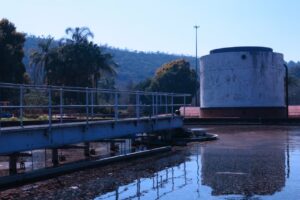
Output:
[
  {"xmin": 23, "ymin": 36, "xmax": 196, "ymax": 87},
  {"xmin": 23, "ymin": 36, "xmax": 300, "ymax": 89},
  {"xmin": 102, "ymin": 46, "xmax": 196, "ymax": 86}
]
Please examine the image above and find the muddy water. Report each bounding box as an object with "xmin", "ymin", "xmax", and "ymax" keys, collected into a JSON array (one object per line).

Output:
[
  {"xmin": 2, "ymin": 125, "xmax": 300, "ymax": 200},
  {"xmin": 95, "ymin": 125, "xmax": 300, "ymax": 200}
]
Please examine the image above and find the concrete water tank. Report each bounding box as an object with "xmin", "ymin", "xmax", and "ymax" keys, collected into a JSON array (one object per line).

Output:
[{"xmin": 199, "ymin": 46, "xmax": 287, "ymax": 118}]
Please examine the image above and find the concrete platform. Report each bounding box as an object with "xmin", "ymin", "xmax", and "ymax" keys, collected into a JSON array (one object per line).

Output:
[{"xmin": 181, "ymin": 106, "xmax": 300, "ymax": 119}]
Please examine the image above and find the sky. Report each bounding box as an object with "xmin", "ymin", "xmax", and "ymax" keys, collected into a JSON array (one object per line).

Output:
[{"xmin": 0, "ymin": 0, "xmax": 299, "ymax": 61}]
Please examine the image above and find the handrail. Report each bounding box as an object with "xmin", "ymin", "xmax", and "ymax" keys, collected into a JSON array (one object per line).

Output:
[
  {"xmin": 0, "ymin": 82, "xmax": 190, "ymax": 97},
  {"xmin": 0, "ymin": 82, "xmax": 191, "ymax": 130}
]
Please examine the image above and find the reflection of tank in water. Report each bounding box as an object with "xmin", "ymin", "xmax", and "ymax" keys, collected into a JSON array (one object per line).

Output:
[{"xmin": 201, "ymin": 128, "xmax": 286, "ymax": 196}]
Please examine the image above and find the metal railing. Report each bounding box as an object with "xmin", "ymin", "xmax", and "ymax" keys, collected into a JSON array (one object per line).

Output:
[{"xmin": 0, "ymin": 82, "xmax": 190, "ymax": 130}]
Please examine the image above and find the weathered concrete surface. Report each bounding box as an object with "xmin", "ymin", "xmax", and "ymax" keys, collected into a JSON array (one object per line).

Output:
[{"xmin": 200, "ymin": 47, "xmax": 285, "ymax": 108}]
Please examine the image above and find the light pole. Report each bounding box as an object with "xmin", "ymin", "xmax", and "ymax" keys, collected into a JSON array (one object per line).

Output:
[{"xmin": 194, "ymin": 25, "xmax": 200, "ymax": 106}]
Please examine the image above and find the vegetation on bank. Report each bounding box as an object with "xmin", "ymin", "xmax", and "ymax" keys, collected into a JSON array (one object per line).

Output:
[
  {"xmin": 134, "ymin": 59, "xmax": 197, "ymax": 103},
  {"xmin": 0, "ymin": 19, "xmax": 27, "ymax": 84},
  {"xmin": 29, "ymin": 27, "xmax": 117, "ymax": 88},
  {"xmin": 24, "ymin": 36, "xmax": 196, "ymax": 87},
  {"xmin": 288, "ymin": 62, "xmax": 300, "ymax": 104},
  {"xmin": 0, "ymin": 18, "xmax": 198, "ymax": 120}
]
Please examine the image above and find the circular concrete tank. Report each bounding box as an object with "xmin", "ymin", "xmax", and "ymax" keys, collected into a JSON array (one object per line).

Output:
[{"xmin": 200, "ymin": 46, "xmax": 287, "ymax": 118}]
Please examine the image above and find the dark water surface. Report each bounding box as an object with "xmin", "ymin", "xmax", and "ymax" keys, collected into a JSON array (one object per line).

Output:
[{"xmin": 95, "ymin": 126, "xmax": 300, "ymax": 200}]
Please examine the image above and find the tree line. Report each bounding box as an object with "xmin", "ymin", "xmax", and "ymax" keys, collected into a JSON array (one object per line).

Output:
[
  {"xmin": 23, "ymin": 36, "xmax": 196, "ymax": 88},
  {"xmin": 288, "ymin": 62, "xmax": 300, "ymax": 104},
  {"xmin": 0, "ymin": 18, "xmax": 198, "ymax": 106},
  {"xmin": 0, "ymin": 19, "xmax": 116, "ymax": 89},
  {"xmin": 4, "ymin": 18, "xmax": 300, "ymax": 106}
]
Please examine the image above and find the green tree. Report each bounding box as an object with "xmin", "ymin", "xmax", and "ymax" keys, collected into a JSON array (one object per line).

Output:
[
  {"xmin": 149, "ymin": 59, "xmax": 197, "ymax": 102},
  {"xmin": 0, "ymin": 19, "xmax": 26, "ymax": 84},
  {"xmin": 63, "ymin": 27, "xmax": 94, "ymax": 44},
  {"xmin": 28, "ymin": 27, "xmax": 117, "ymax": 88},
  {"xmin": 30, "ymin": 37, "xmax": 54, "ymax": 84},
  {"xmin": 97, "ymin": 77, "xmax": 116, "ymax": 103},
  {"xmin": 46, "ymin": 41, "xmax": 116, "ymax": 87},
  {"xmin": 288, "ymin": 64, "xmax": 300, "ymax": 104},
  {"xmin": 134, "ymin": 59, "xmax": 197, "ymax": 111},
  {"xmin": 134, "ymin": 78, "xmax": 152, "ymax": 91}
]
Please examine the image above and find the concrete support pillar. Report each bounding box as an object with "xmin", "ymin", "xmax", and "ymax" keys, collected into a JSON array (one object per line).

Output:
[
  {"xmin": 9, "ymin": 154, "xmax": 18, "ymax": 175},
  {"xmin": 128, "ymin": 138, "xmax": 132, "ymax": 152},
  {"xmin": 131, "ymin": 137, "xmax": 137, "ymax": 152},
  {"xmin": 165, "ymin": 130, "xmax": 172, "ymax": 141},
  {"xmin": 84, "ymin": 142, "xmax": 90, "ymax": 157},
  {"xmin": 110, "ymin": 141, "xmax": 115, "ymax": 152},
  {"xmin": 52, "ymin": 148, "xmax": 59, "ymax": 166},
  {"xmin": 110, "ymin": 141, "xmax": 120, "ymax": 155}
]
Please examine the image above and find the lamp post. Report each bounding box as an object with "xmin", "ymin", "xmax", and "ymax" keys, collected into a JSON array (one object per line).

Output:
[{"xmin": 194, "ymin": 25, "xmax": 200, "ymax": 106}]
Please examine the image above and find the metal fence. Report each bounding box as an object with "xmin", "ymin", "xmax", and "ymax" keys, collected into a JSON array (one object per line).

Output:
[{"xmin": 0, "ymin": 82, "xmax": 190, "ymax": 129}]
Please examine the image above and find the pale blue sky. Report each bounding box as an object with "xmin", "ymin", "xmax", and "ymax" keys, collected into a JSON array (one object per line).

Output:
[{"xmin": 0, "ymin": 0, "xmax": 299, "ymax": 61}]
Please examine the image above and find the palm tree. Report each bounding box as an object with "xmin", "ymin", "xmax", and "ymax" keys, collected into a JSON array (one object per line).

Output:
[
  {"xmin": 30, "ymin": 37, "xmax": 54, "ymax": 84},
  {"xmin": 63, "ymin": 27, "xmax": 94, "ymax": 44},
  {"xmin": 99, "ymin": 52, "xmax": 117, "ymax": 76},
  {"xmin": 90, "ymin": 45, "xmax": 118, "ymax": 88},
  {"xmin": 44, "ymin": 27, "xmax": 117, "ymax": 89}
]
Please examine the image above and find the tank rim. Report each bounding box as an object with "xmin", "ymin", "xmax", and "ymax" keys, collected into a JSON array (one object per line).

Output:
[{"xmin": 210, "ymin": 46, "xmax": 273, "ymax": 54}]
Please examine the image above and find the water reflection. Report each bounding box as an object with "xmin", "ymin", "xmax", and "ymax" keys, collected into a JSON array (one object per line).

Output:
[
  {"xmin": 201, "ymin": 127, "xmax": 286, "ymax": 196},
  {"xmin": 0, "ymin": 139, "xmax": 144, "ymax": 176},
  {"xmin": 95, "ymin": 126, "xmax": 300, "ymax": 200},
  {"xmin": 96, "ymin": 163, "xmax": 190, "ymax": 200}
]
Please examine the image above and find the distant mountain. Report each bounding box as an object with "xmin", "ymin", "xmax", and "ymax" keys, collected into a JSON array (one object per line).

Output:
[
  {"xmin": 23, "ymin": 36, "xmax": 196, "ymax": 88},
  {"xmin": 102, "ymin": 46, "xmax": 196, "ymax": 87},
  {"xmin": 287, "ymin": 61, "xmax": 300, "ymax": 68},
  {"xmin": 23, "ymin": 36, "xmax": 300, "ymax": 88}
]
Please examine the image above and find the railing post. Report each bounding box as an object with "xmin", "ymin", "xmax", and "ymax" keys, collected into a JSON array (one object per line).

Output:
[
  {"xmin": 114, "ymin": 91, "xmax": 118, "ymax": 121},
  {"xmin": 155, "ymin": 93, "xmax": 158, "ymax": 117},
  {"xmin": 91, "ymin": 90, "xmax": 94, "ymax": 119},
  {"xmin": 136, "ymin": 93, "xmax": 140, "ymax": 120},
  {"xmin": 165, "ymin": 95, "xmax": 168, "ymax": 114},
  {"xmin": 160, "ymin": 95, "xmax": 162, "ymax": 115},
  {"xmin": 59, "ymin": 88, "xmax": 63, "ymax": 124},
  {"xmin": 86, "ymin": 87, "xmax": 89, "ymax": 124},
  {"xmin": 48, "ymin": 86, "xmax": 52, "ymax": 128},
  {"xmin": 183, "ymin": 95, "xmax": 186, "ymax": 117},
  {"xmin": 171, "ymin": 94, "xmax": 174, "ymax": 118},
  {"xmin": 152, "ymin": 94, "xmax": 154, "ymax": 118},
  {"xmin": 20, "ymin": 85, "xmax": 24, "ymax": 128}
]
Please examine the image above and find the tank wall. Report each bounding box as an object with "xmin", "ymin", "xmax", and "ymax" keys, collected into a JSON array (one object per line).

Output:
[{"xmin": 200, "ymin": 51, "xmax": 285, "ymax": 108}]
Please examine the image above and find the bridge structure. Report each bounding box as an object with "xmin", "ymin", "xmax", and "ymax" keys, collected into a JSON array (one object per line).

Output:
[{"xmin": 0, "ymin": 82, "xmax": 190, "ymax": 175}]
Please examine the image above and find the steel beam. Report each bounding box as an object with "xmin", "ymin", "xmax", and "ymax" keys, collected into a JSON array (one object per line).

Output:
[{"xmin": 0, "ymin": 116, "xmax": 183, "ymax": 155}]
